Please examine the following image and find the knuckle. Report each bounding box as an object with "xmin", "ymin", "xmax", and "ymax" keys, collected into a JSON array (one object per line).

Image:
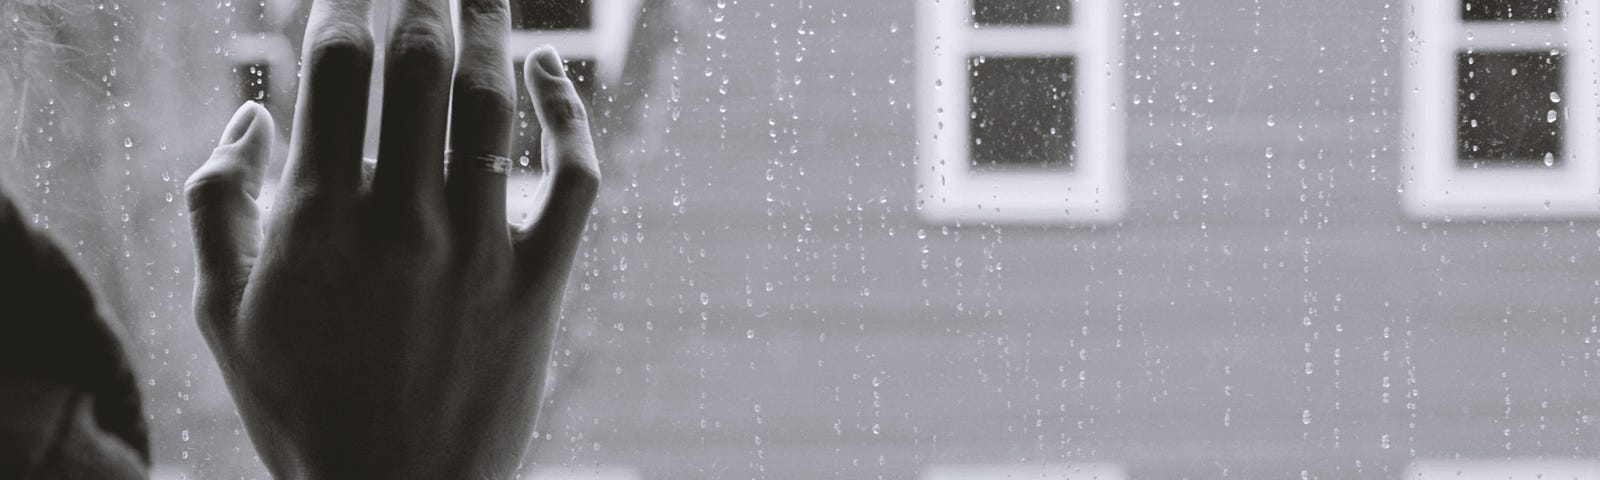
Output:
[
  {"xmin": 402, "ymin": 232, "xmax": 452, "ymax": 269},
  {"xmin": 380, "ymin": 207, "xmax": 453, "ymax": 258},
  {"xmin": 194, "ymin": 298, "xmax": 238, "ymax": 346},
  {"xmin": 183, "ymin": 171, "xmax": 240, "ymax": 209},
  {"xmin": 538, "ymin": 89, "xmax": 590, "ymax": 130},
  {"xmin": 460, "ymin": 0, "xmax": 511, "ymax": 27},
  {"xmin": 417, "ymin": 235, "xmax": 452, "ymax": 267},
  {"xmin": 387, "ymin": 22, "xmax": 455, "ymax": 79},
  {"xmin": 553, "ymin": 159, "xmax": 601, "ymax": 199},
  {"xmin": 306, "ymin": 23, "xmax": 375, "ymax": 70},
  {"xmin": 453, "ymin": 79, "xmax": 516, "ymax": 118}
]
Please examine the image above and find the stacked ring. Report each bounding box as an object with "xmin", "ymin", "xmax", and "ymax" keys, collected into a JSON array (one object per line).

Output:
[{"xmin": 446, "ymin": 151, "xmax": 514, "ymax": 175}]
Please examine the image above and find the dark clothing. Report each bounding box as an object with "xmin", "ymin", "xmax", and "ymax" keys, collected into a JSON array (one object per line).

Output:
[{"xmin": 0, "ymin": 188, "xmax": 148, "ymax": 479}]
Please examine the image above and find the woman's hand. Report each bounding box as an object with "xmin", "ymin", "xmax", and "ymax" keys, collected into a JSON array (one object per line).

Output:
[{"xmin": 182, "ymin": 0, "xmax": 599, "ymax": 476}]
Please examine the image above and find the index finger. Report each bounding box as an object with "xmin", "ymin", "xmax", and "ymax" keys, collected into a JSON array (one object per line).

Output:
[{"xmin": 280, "ymin": 0, "xmax": 375, "ymax": 202}]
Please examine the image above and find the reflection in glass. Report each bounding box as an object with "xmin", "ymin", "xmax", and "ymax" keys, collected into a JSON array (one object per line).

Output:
[
  {"xmin": 969, "ymin": 56, "xmax": 1075, "ymax": 171},
  {"xmin": 1456, "ymin": 51, "xmax": 1563, "ymax": 167}
]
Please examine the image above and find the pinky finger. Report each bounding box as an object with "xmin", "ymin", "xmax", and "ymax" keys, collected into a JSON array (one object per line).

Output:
[{"xmin": 514, "ymin": 46, "xmax": 600, "ymax": 274}]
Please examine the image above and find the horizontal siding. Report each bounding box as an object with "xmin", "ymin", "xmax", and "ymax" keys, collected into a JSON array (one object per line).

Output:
[{"xmin": 529, "ymin": 0, "xmax": 1600, "ymax": 478}]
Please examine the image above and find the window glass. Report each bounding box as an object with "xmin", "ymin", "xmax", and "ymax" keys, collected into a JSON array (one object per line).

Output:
[
  {"xmin": 1462, "ymin": 0, "xmax": 1559, "ymax": 22},
  {"xmin": 512, "ymin": 0, "xmax": 592, "ymax": 30},
  {"xmin": 973, "ymin": 0, "xmax": 1071, "ymax": 26},
  {"xmin": 9, "ymin": 0, "xmax": 1600, "ymax": 479},
  {"xmin": 1456, "ymin": 51, "xmax": 1562, "ymax": 167},
  {"xmin": 969, "ymin": 56, "xmax": 1075, "ymax": 170},
  {"xmin": 235, "ymin": 63, "xmax": 271, "ymax": 103}
]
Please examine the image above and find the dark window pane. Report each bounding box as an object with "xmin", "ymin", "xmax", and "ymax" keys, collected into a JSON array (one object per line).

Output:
[
  {"xmin": 1457, "ymin": 51, "xmax": 1563, "ymax": 167},
  {"xmin": 974, "ymin": 0, "xmax": 1071, "ymax": 26},
  {"xmin": 511, "ymin": 0, "xmax": 591, "ymax": 30},
  {"xmin": 513, "ymin": 59, "xmax": 598, "ymax": 168},
  {"xmin": 1462, "ymin": 0, "xmax": 1558, "ymax": 21},
  {"xmin": 969, "ymin": 56, "xmax": 1075, "ymax": 171},
  {"xmin": 234, "ymin": 63, "xmax": 270, "ymax": 103}
]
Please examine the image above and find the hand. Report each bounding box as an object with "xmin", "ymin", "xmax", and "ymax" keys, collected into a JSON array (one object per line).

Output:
[{"xmin": 182, "ymin": 0, "xmax": 599, "ymax": 476}]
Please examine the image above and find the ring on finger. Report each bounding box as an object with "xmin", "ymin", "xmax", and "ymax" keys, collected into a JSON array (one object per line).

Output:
[{"xmin": 446, "ymin": 151, "xmax": 514, "ymax": 175}]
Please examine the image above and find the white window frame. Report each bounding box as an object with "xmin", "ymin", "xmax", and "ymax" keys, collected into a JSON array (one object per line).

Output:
[
  {"xmin": 1406, "ymin": 459, "xmax": 1600, "ymax": 480},
  {"xmin": 916, "ymin": 0, "xmax": 1125, "ymax": 225},
  {"xmin": 495, "ymin": 0, "xmax": 640, "ymax": 85},
  {"xmin": 924, "ymin": 463, "xmax": 1126, "ymax": 480},
  {"xmin": 1403, "ymin": 0, "xmax": 1600, "ymax": 219}
]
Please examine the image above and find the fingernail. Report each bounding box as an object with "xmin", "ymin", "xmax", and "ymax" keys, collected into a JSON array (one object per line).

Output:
[
  {"xmin": 534, "ymin": 46, "xmax": 565, "ymax": 77},
  {"xmin": 218, "ymin": 101, "xmax": 260, "ymax": 146}
]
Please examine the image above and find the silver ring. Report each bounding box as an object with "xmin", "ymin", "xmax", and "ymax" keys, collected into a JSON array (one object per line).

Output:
[{"xmin": 446, "ymin": 151, "xmax": 513, "ymax": 175}]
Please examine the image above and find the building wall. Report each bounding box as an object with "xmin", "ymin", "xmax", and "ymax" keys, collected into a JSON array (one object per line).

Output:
[{"xmin": 534, "ymin": 1, "xmax": 1600, "ymax": 479}]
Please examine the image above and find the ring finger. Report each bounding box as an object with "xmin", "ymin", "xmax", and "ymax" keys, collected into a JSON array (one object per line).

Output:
[{"xmin": 446, "ymin": 0, "xmax": 516, "ymax": 242}]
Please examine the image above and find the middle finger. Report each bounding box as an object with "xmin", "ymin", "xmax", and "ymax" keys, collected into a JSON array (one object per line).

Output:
[
  {"xmin": 371, "ymin": 0, "xmax": 456, "ymax": 224},
  {"xmin": 445, "ymin": 0, "xmax": 516, "ymax": 244}
]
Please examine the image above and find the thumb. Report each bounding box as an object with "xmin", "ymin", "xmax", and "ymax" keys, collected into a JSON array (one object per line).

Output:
[{"xmin": 185, "ymin": 102, "xmax": 274, "ymax": 330}]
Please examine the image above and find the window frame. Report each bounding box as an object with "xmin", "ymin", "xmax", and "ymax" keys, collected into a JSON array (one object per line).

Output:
[
  {"xmin": 497, "ymin": 0, "xmax": 638, "ymax": 86},
  {"xmin": 916, "ymin": 0, "xmax": 1125, "ymax": 225},
  {"xmin": 1402, "ymin": 0, "xmax": 1600, "ymax": 219}
]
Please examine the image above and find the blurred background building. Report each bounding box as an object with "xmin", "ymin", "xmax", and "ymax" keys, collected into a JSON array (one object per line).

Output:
[{"xmin": 4, "ymin": 0, "xmax": 1600, "ymax": 479}]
